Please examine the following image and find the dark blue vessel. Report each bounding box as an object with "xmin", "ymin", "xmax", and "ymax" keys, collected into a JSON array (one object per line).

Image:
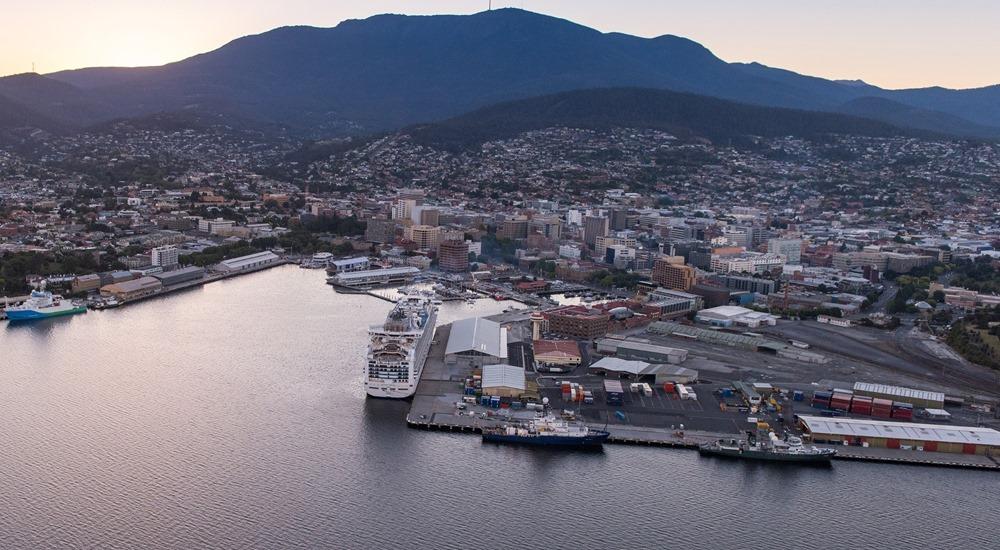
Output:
[{"xmin": 482, "ymin": 415, "xmax": 610, "ymax": 448}]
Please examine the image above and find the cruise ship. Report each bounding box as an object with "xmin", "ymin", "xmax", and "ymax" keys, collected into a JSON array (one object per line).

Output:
[
  {"xmin": 365, "ymin": 293, "xmax": 438, "ymax": 398},
  {"xmin": 4, "ymin": 288, "xmax": 87, "ymax": 322}
]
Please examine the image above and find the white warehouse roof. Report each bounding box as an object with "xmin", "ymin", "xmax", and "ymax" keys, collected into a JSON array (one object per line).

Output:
[
  {"xmin": 799, "ymin": 415, "xmax": 1000, "ymax": 447},
  {"xmin": 852, "ymin": 382, "xmax": 945, "ymax": 405},
  {"xmin": 445, "ymin": 317, "xmax": 508, "ymax": 359},
  {"xmin": 219, "ymin": 251, "xmax": 279, "ymax": 269},
  {"xmin": 481, "ymin": 364, "xmax": 526, "ymax": 391}
]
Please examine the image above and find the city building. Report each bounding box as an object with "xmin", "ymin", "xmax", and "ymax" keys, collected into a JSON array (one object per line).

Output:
[
  {"xmin": 594, "ymin": 235, "xmax": 637, "ymax": 260},
  {"xmin": 330, "ymin": 266, "xmax": 420, "ymax": 287},
  {"xmin": 404, "ymin": 225, "xmax": 441, "ymax": 251},
  {"xmin": 543, "ymin": 306, "xmax": 611, "ymax": 340},
  {"xmin": 532, "ymin": 340, "xmax": 583, "ymax": 367},
  {"xmin": 651, "ymin": 256, "xmax": 696, "ymax": 291},
  {"xmin": 438, "ymin": 239, "xmax": 470, "ymax": 272},
  {"xmin": 767, "ymin": 238, "xmax": 803, "ymax": 264},
  {"xmin": 710, "ymin": 253, "xmax": 785, "ymax": 274},
  {"xmin": 150, "ymin": 245, "xmax": 180, "ymax": 269},
  {"xmin": 583, "ymin": 215, "xmax": 609, "ymax": 248},
  {"xmin": 329, "ymin": 257, "xmax": 371, "ymax": 273}
]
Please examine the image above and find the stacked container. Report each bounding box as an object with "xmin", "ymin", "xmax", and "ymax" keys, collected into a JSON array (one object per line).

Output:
[
  {"xmin": 891, "ymin": 402, "xmax": 914, "ymax": 420},
  {"xmin": 830, "ymin": 392, "xmax": 853, "ymax": 411},
  {"xmin": 812, "ymin": 391, "xmax": 833, "ymax": 408},
  {"xmin": 872, "ymin": 398, "xmax": 893, "ymax": 418},
  {"xmin": 792, "ymin": 390, "xmax": 804, "ymax": 402},
  {"xmin": 850, "ymin": 395, "xmax": 873, "ymax": 416}
]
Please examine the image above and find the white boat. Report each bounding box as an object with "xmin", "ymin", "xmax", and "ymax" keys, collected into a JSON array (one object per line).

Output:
[{"xmin": 365, "ymin": 293, "xmax": 438, "ymax": 398}]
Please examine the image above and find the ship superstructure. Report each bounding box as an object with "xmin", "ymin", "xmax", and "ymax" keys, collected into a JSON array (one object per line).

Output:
[{"xmin": 365, "ymin": 293, "xmax": 438, "ymax": 398}]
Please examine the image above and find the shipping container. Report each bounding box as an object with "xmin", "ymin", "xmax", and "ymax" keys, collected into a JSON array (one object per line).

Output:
[
  {"xmin": 792, "ymin": 390, "xmax": 804, "ymax": 401},
  {"xmin": 665, "ymin": 382, "xmax": 676, "ymax": 394}
]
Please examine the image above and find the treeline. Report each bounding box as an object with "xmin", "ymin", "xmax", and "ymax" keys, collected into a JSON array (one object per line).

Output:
[
  {"xmin": 952, "ymin": 257, "xmax": 1000, "ymax": 295},
  {"xmin": 0, "ymin": 251, "xmax": 107, "ymax": 294},
  {"xmin": 946, "ymin": 306, "xmax": 1000, "ymax": 370}
]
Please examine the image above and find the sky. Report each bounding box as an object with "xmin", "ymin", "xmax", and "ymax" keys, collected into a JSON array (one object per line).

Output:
[{"xmin": 1, "ymin": 0, "xmax": 997, "ymax": 89}]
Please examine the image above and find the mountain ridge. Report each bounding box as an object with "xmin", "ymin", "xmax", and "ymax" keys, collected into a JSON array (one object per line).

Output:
[{"xmin": 0, "ymin": 8, "xmax": 996, "ymax": 138}]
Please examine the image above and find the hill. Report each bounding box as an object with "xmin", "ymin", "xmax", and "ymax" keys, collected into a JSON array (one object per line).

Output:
[
  {"xmin": 406, "ymin": 88, "xmax": 932, "ymax": 150},
  {"xmin": 0, "ymin": 8, "xmax": 988, "ymax": 137}
]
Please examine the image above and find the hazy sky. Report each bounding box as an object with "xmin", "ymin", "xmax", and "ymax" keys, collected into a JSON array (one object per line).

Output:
[{"xmin": 2, "ymin": 0, "xmax": 997, "ymax": 89}]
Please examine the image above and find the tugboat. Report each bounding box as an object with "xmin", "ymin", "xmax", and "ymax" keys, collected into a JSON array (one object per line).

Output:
[
  {"xmin": 482, "ymin": 414, "xmax": 610, "ymax": 448},
  {"xmin": 699, "ymin": 430, "xmax": 835, "ymax": 464}
]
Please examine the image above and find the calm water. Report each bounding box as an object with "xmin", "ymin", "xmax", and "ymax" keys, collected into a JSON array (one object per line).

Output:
[{"xmin": 1, "ymin": 266, "xmax": 996, "ymax": 549}]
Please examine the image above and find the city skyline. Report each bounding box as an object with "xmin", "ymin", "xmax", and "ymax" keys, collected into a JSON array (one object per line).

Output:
[{"xmin": 2, "ymin": 0, "xmax": 999, "ymax": 90}]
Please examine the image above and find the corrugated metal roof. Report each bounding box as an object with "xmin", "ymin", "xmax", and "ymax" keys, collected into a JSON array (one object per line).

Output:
[
  {"xmin": 588, "ymin": 357, "xmax": 649, "ymax": 376},
  {"xmin": 853, "ymin": 382, "xmax": 945, "ymax": 404},
  {"xmin": 220, "ymin": 251, "xmax": 279, "ymax": 269},
  {"xmin": 799, "ymin": 415, "xmax": 1000, "ymax": 446},
  {"xmin": 481, "ymin": 364, "xmax": 525, "ymax": 391},
  {"xmin": 445, "ymin": 317, "xmax": 508, "ymax": 359}
]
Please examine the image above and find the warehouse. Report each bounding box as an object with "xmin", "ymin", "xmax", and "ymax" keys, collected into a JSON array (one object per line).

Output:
[
  {"xmin": 532, "ymin": 340, "xmax": 582, "ymax": 367},
  {"xmin": 100, "ymin": 276, "xmax": 163, "ymax": 302},
  {"xmin": 445, "ymin": 317, "xmax": 508, "ymax": 366},
  {"xmin": 798, "ymin": 415, "xmax": 1000, "ymax": 455},
  {"xmin": 852, "ymin": 382, "xmax": 945, "ymax": 409},
  {"xmin": 595, "ymin": 337, "xmax": 688, "ymax": 365},
  {"xmin": 151, "ymin": 266, "xmax": 205, "ymax": 287},
  {"xmin": 694, "ymin": 305, "xmax": 778, "ymax": 328},
  {"xmin": 481, "ymin": 364, "xmax": 526, "ymax": 397},
  {"xmin": 217, "ymin": 251, "xmax": 281, "ymax": 273},
  {"xmin": 329, "ymin": 266, "xmax": 420, "ymax": 287},
  {"xmin": 588, "ymin": 357, "xmax": 698, "ymax": 383}
]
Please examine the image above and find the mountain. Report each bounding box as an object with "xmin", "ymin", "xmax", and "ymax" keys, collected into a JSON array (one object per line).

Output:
[
  {"xmin": 837, "ymin": 97, "xmax": 1000, "ymax": 139},
  {"xmin": 406, "ymin": 87, "xmax": 931, "ymax": 150},
  {"xmin": 0, "ymin": 8, "xmax": 993, "ymax": 137},
  {"xmin": 0, "ymin": 73, "xmax": 112, "ymax": 126}
]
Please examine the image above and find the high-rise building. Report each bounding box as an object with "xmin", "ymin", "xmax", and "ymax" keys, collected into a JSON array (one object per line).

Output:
[
  {"xmin": 497, "ymin": 216, "xmax": 529, "ymax": 240},
  {"xmin": 438, "ymin": 240, "xmax": 470, "ymax": 272},
  {"xmin": 151, "ymin": 245, "xmax": 180, "ymax": 269},
  {"xmin": 609, "ymin": 208, "xmax": 629, "ymax": 231},
  {"xmin": 583, "ymin": 215, "xmax": 609, "ymax": 248},
  {"xmin": 404, "ymin": 225, "xmax": 441, "ymax": 251},
  {"xmin": 392, "ymin": 198, "xmax": 417, "ymax": 221},
  {"xmin": 365, "ymin": 219, "xmax": 397, "ymax": 244},
  {"xmin": 530, "ymin": 216, "xmax": 562, "ymax": 240},
  {"xmin": 594, "ymin": 235, "xmax": 637, "ymax": 259},
  {"xmin": 767, "ymin": 238, "xmax": 803, "ymax": 264},
  {"xmin": 651, "ymin": 256, "xmax": 696, "ymax": 291}
]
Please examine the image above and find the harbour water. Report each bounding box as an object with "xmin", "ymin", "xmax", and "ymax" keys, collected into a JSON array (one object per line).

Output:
[{"xmin": 1, "ymin": 265, "xmax": 996, "ymax": 549}]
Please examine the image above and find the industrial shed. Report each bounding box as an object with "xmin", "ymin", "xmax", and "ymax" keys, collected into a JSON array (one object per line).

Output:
[
  {"xmin": 481, "ymin": 364, "xmax": 526, "ymax": 397},
  {"xmin": 151, "ymin": 266, "xmax": 205, "ymax": 287},
  {"xmin": 595, "ymin": 337, "xmax": 688, "ymax": 365},
  {"xmin": 217, "ymin": 251, "xmax": 280, "ymax": 273},
  {"xmin": 99, "ymin": 277, "xmax": 162, "ymax": 302},
  {"xmin": 798, "ymin": 415, "xmax": 1000, "ymax": 455},
  {"xmin": 445, "ymin": 317, "xmax": 508, "ymax": 366},
  {"xmin": 588, "ymin": 357, "xmax": 698, "ymax": 383},
  {"xmin": 852, "ymin": 382, "xmax": 945, "ymax": 409}
]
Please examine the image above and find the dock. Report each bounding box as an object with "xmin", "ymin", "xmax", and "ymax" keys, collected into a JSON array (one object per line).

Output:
[{"xmin": 405, "ymin": 320, "xmax": 1000, "ymax": 471}]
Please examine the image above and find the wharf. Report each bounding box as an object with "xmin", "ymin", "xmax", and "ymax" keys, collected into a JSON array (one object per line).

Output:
[
  {"xmin": 820, "ymin": 445, "xmax": 1000, "ymax": 470},
  {"xmin": 96, "ymin": 258, "xmax": 289, "ymax": 308}
]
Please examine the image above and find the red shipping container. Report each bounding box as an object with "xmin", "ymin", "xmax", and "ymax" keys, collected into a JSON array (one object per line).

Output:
[{"xmin": 924, "ymin": 441, "xmax": 938, "ymax": 452}]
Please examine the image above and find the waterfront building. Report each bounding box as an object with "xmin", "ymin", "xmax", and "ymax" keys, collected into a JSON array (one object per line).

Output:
[
  {"xmin": 798, "ymin": 415, "xmax": 1000, "ymax": 455},
  {"xmin": 330, "ymin": 266, "xmax": 420, "ymax": 287},
  {"xmin": 480, "ymin": 364, "xmax": 526, "ymax": 398},
  {"xmin": 217, "ymin": 251, "xmax": 281, "ymax": 273},
  {"xmin": 99, "ymin": 276, "xmax": 163, "ymax": 302},
  {"xmin": 329, "ymin": 257, "xmax": 371, "ymax": 273},
  {"xmin": 445, "ymin": 317, "xmax": 509, "ymax": 366},
  {"xmin": 150, "ymin": 266, "xmax": 205, "ymax": 287}
]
